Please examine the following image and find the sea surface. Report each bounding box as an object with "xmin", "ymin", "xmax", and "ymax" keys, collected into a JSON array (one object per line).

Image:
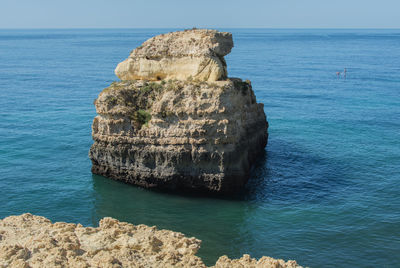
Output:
[{"xmin": 0, "ymin": 29, "xmax": 399, "ymax": 267}]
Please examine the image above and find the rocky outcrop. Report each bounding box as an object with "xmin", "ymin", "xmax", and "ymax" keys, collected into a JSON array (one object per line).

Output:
[
  {"xmin": 0, "ymin": 214, "xmax": 301, "ymax": 268},
  {"xmin": 214, "ymin": 255, "xmax": 301, "ymax": 268},
  {"xmin": 90, "ymin": 29, "xmax": 268, "ymax": 193},
  {"xmin": 90, "ymin": 79, "xmax": 268, "ymax": 193},
  {"xmin": 115, "ymin": 29, "xmax": 233, "ymax": 82}
]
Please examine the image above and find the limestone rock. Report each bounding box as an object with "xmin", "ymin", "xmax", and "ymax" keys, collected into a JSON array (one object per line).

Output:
[
  {"xmin": 89, "ymin": 79, "xmax": 268, "ymax": 193},
  {"xmin": 0, "ymin": 214, "xmax": 301, "ymax": 268},
  {"xmin": 214, "ymin": 255, "xmax": 301, "ymax": 268},
  {"xmin": 91, "ymin": 29, "xmax": 268, "ymax": 193},
  {"xmin": 115, "ymin": 29, "xmax": 233, "ymax": 81}
]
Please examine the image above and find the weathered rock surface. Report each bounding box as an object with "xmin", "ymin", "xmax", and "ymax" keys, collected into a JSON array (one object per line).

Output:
[
  {"xmin": 90, "ymin": 29, "xmax": 268, "ymax": 193},
  {"xmin": 0, "ymin": 214, "xmax": 301, "ymax": 268},
  {"xmin": 89, "ymin": 79, "xmax": 268, "ymax": 193},
  {"xmin": 115, "ymin": 29, "xmax": 233, "ymax": 81}
]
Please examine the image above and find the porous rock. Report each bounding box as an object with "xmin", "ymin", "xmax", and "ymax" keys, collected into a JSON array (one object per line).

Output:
[
  {"xmin": 89, "ymin": 78, "xmax": 268, "ymax": 193},
  {"xmin": 115, "ymin": 29, "xmax": 233, "ymax": 81},
  {"xmin": 0, "ymin": 214, "xmax": 301, "ymax": 268},
  {"xmin": 90, "ymin": 29, "xmax": 268, "ymax": 193}
]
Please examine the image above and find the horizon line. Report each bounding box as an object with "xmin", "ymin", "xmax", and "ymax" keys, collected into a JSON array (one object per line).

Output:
[
  {"xmin": 0, "ymin": 26, "xmax": 400, "ymax": 30},
  {"xmin": 1, "ymin": 27, "xmax": 400, "ymax": 30}
]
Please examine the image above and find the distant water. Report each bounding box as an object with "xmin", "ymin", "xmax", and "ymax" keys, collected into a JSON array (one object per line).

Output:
[{"xmin": 0, "ymin": 29, "xmax": 399, "ymax": 267}]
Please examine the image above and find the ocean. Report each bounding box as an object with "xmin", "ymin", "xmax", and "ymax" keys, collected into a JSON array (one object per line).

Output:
[{"xmin": 0, "ymin": 28, "xmax": 399, "ymax": 267}]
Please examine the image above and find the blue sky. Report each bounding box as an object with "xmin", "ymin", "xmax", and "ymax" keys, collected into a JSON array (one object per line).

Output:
[{"xmin": 1, "ymin": 0, "xmax": 399, "ymax": 28}]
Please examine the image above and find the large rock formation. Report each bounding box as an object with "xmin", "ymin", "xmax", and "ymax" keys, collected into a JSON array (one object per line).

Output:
[
  {"xmin": 0, "ymin": 214, "xmax": 301, "ymax": 268},
  {"xmin": 90, "ymin": 29, "xmax": 268, "ymax": 193},
  {"xmin": 115, "ymin": 29, "xmax": 233, "ymax": 81}
]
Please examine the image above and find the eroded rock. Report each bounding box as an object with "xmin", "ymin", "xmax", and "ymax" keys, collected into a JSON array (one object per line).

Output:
[
  {"xmin": 89, "ymin": 78, "xmax": 268, "ymax": 193},
  {"xmin": 91, "ymin": 29, "xmax": 268, "ymax": 193},
  {"xmin": 0, "ymin": 214, "xmax": 301, "ymax": 268},
  {"xmin": 115, "ymin": 29, "xmax": 233, "ymax": 81}
]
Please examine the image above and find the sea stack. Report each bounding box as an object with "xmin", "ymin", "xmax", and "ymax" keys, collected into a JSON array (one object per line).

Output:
[{"xmin": 89, "ymin": 29, "xmax": 269, "ymax": 193}]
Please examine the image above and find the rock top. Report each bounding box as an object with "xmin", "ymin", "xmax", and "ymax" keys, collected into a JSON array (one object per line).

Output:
[
  {"xmin": 132, "ymin": 29, "xmax": 233, "ymax": 58},
  {"xmin": 0, "ymin": 214, "xmax": 301, "ymax": 268},
  {"xmin": 115, "ymin": 29, "xmax": 233, "ymax": 81}
]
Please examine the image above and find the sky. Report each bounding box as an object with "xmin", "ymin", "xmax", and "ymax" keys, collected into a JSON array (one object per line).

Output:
[{"xmin": 0, "ymin": 0, "xmax": 399, "ymax": 29}]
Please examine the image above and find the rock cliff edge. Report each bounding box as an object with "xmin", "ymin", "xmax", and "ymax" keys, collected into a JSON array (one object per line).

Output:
[{"xmin": 0, "ymin": 214, "xmax": 301, "ymax": 268}]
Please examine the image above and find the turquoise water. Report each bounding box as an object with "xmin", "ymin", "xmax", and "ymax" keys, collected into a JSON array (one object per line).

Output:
[{"xmin": 0, "ymin": 29, "xmax": 399, "ymax": 267}]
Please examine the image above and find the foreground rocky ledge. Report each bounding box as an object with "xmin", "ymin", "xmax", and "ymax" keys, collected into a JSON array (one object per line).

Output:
[{"xmin": 0, "ymin": 214, "xmax": 301, "ymax": 268}]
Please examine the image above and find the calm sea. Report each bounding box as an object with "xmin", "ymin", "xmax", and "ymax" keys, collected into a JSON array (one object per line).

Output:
[{"xmin": 0, "ymin": 29, "xmax": 399, "ymax": 267}]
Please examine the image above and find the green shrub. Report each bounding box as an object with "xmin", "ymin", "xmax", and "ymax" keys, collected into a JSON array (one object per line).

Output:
[
  {"xmin": 140, "ymin": 82, "xmax": 163, "ymax": 93},
  {"xmin": 135, "ymin": 109, "xmax": 152, "ymax": 127}
]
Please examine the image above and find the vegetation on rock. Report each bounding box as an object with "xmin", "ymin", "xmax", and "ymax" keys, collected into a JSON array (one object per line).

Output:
[{"xmin": 90, "ymin": 29, "xmax": 269, "ymax": 193}]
